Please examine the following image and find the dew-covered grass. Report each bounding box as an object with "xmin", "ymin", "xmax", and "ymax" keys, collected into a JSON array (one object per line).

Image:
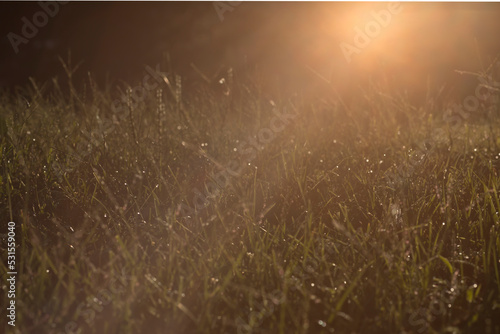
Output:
[{"xmin": 1, "ymin": 64, "xmax": 499, "ymax": 333}]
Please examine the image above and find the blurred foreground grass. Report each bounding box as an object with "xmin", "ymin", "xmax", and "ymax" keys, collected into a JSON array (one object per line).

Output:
[{"xmin": 1, "ymin": 64, "xmax": 500, "ymax": 333}]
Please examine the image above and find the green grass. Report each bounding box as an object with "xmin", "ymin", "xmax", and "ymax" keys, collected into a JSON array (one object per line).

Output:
[{"xmin": 1, "ymin": 65, "xmax": 500, "ymax": 334}]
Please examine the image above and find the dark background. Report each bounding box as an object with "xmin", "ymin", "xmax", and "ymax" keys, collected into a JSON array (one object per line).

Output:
[
  {"xmin": 1, "ymin": 2, "xmax": 500, "ymax": 100},
  {"xmin": 1, "ymin": 2, "xmax": 335, "ymax": 87}
]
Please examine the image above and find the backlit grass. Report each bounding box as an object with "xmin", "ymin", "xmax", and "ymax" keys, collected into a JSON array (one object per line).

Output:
[{"xmin": 1, "ymin": 65, "xmax": 499, "ymax": 333}]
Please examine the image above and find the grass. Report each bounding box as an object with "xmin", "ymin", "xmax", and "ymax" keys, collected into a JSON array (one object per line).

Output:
[{"xmin": 1, "ymin": 62, "xmax": 500, "ymax": 334}]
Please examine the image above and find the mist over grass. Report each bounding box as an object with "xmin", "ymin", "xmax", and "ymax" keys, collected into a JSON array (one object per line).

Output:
[{"xmin": 1, "ymin": 61, "xmax": 500, "ymax": 334}]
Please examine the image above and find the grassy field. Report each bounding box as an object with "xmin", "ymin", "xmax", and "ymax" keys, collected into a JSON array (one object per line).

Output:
[{"xmin": 1, "ymin": 63, "xmax": 500, "ymax": 334}]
